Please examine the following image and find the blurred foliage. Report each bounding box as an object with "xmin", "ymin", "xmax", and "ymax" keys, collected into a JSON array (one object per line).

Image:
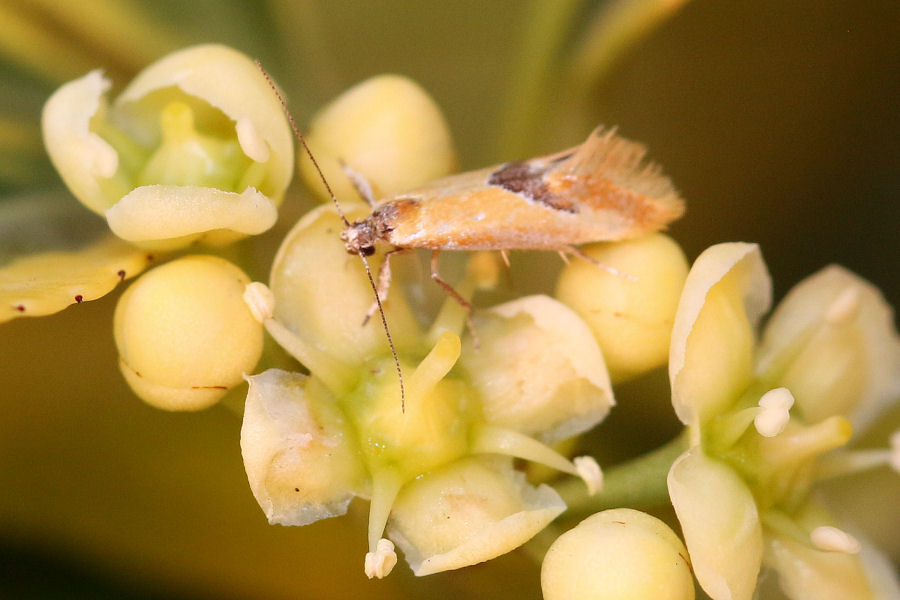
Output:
[{"xmin": 1, "ymin": 1, "xmax": 898, "ymax": 598}]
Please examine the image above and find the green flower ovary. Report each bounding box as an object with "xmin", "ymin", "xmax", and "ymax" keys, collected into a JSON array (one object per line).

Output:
[{"xmin": 340, "ymin": 354, "xmax": 478, "ymax": 481}]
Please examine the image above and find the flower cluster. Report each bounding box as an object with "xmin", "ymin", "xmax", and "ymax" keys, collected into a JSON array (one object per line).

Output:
[{"xmin": 11, "ymin": 41, "xmax": 900, "ymax": 598}]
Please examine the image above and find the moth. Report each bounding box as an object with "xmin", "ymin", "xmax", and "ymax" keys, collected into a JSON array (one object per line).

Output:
[
  {"xmin": 258, "ymin": 63, "xmax": 684, "ymax": 409},
  {"xmin": 341, "ymin": 127, "xmax": 684, "ymax": 314},
  {"xmin": 343, "ymin": 127, "xmax": 684, "ymax": 258}
]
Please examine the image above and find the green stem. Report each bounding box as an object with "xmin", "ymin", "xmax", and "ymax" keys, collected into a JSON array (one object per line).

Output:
[
  {"xmin": 556, "ymin": 431, "xmax": 688, "ymax": 519},
  {"xmin": 494, "ymin": 0, "xmax": 587, "ymax": 158}
]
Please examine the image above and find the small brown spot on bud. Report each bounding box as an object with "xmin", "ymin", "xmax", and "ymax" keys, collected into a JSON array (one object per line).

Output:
[
  {"xmin": 15, "ymin": 304, "xmax": 26, "ymax": 312},
  {"xmin": 117, "ymin": 270, "xmax": 126, "ymax": 281},
  {"xmin": 74, "ymin": 295, "xmax": 84, "ymax": 303}
]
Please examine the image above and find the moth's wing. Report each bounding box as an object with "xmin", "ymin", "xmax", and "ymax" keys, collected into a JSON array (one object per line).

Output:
[{"xmin": 547, "ymin": 127, "xmax": 685, "ymax": 231}]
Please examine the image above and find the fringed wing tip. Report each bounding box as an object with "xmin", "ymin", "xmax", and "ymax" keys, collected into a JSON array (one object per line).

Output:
[{"xmin": 568, "ymin": 126, "xmax": 685, "ymax": 226}]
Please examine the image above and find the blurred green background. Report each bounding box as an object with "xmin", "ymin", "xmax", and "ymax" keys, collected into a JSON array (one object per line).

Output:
[{"xmin": 1, "ymin": 1, "xmax": 898, "ymax": 598}]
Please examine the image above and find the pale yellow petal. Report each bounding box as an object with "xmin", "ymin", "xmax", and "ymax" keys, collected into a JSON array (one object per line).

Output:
[
  {"xmin": 764, "ymin": 529, "xmax": 876, "ymax": 600},
  {"xmin": 756, "ymin": 265, "xmax": 900, "ymax": 431},
  {"xmin": 0, "ymin": 234, "xmax": 151, "ymax": 323},
  {"xmin": 268, "ymin": 204, "xmax": 421, "ymax": 366},
  {"xmin": 41, "ymin": 69, "xmax": 120, "ymax": 214},
  {"xmin": 669, "ymin": 243, "xmax": 771, "ymax": 427},
  {"xmin": 241, "ymin": 369, "xmax": 366, "ymax": 526},
  {"xmin": 459, "ymin": 294, "xmax": 613, "ymax": 443},
  {"xmin": 387, "ymin": 456, "xmax": 565, "ymax": 576},
  {"xmin": 105, "ymin": 185, "xmax": 277, "ymax": 249},
  {"xmin": 668, "ymin": 447, "xmax": 763, "ymax": 600}
]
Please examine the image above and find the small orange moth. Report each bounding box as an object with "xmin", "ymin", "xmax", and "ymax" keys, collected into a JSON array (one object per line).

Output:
[{"xmin": 257, "ymin": 63, "xmax": 684, "ymax": 409}]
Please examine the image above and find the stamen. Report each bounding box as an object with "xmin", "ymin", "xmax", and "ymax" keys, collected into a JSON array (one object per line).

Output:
[
  {"xmin": 470, "ymin": 424, "xmax": 602, "ymax": 494},
  {"xmin": 754, "ymin": 387, "xmax": 794, "ymax": 437},
  {"xmin": 364, "ymin": 538, "xmax": 398, "ymax": 579},
  {"xmin": 365, "ymin": 471, "xmax": 404, "ymax": 577},
  {"xmin": 236, "ymin": 117, "xmax": 270, "ymax": 163},
  {"xmin": 406, "ymin": 331, "xmax": 461, "ymax": 403},
  {"xmin": 573, "ymin": 456, "xmax": 604, "ymax": 495},
  {"xmin": 810, "ymin": 526, "xmax": 861, "ymax": 554},
  {"xmin": 243, "ymin": 281, "xmax": 275, "ymax": 323},
  {"xmin": 262, "ymin": 318, "xmax": 355, "ymax": 397}
]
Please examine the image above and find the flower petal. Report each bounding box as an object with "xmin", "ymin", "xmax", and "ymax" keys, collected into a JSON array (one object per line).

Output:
[
  {"xmin": 387, "ymin": 456, "xmax": 565, "ymax": 576},
  {"xmin": 41, "ymin": 69, "xmax": 122, "ymax": 214},
  {"xmin": 668, "ymin": 446, "xmax": 763, "ymax": 600},
  {"xmin": 756, "ymin": 265, "xmax": 900, "ymax": 431},
  {"xmin": 268, "ymin": 204, "xmax": 422, "ymax": 366},
  {"xmin": 241, "ymin": 369, "xmax": 367, "ymax": 526},
  {"xmin": 1, "ymin": 233, "xmax": 151, "ymax": 323},
  {"xmin": 669, "ymin": 243, "xmax": 771, "ymax": 427},
  {"xmin": 459, "ymin": 294, "xmax": 613, "ymax": 442},
  {"xmin": 105, "ymin": 185, "xmax": 277, "ymax": 249},
  {"xmin": 764, "ymin": 529, "xmax": 875, "ymax": 600}
]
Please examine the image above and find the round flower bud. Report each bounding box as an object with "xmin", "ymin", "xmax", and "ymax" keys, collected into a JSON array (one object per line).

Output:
[
  {"xmin": 299, "ymin": 74, "xmax": 457, "ymax": 204},
  {"xmin": 542, "ymin": 509, "xmax": 694, "ymax": 600},
  {"xmin": 555, "ymin": 234, "xmax": 688, "ymax": 382},
  {"xmin": 113, "ymin": 255, "xmax": 263, "ymax": 410}
]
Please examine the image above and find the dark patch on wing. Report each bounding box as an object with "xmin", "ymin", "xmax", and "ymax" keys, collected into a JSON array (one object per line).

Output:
[{"xmin": 487, "ymin": 161, "xmax": 576, "ymax": 213}]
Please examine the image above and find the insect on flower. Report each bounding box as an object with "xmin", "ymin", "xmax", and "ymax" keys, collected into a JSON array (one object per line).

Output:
[{"xmin": 257, "ymin": 63, "xmax": 685, "ymax": 409}]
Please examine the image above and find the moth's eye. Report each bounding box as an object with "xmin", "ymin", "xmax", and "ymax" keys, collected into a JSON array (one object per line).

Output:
[{"xmin": 361, "ymin": 246, "xmax": 376, "ymax": 257}]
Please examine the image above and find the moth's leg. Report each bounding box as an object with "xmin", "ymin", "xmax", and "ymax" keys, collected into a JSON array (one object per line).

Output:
[
  {"xmin": 560, "ymin": 245, "xmax": 637, "ymax": 281},
  {"xmin": 363, "ymin": 248, "xmax": 411, "ymax": 325},
  {"xmin": 340, "ymin": 160, "xmax": 377, "ymax": 207},
  {"xmin": 430, "ymin": 251, "xmax": 479, "ymax": 346}
]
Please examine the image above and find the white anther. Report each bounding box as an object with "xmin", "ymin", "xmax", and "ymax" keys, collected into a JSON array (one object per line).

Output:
[
  {"xmin": 890, "ymin": 430, "xmax": 900, "ymax": 473},
  {"xmin": 825, "ymin": 286, "xmax": 861, "ymax": 325},
  {"xmin": 810, "ymin": 526, "xmax": 861, "ymax": 554},
  {"xmin": 364, "ymin": 538, "xmax": 397, "ymax": 579},
  {"xmin": 236, "ymin": 117, "xmax": 270, "ymax": 163},
  {"xmin": 754, "ymin": 387, "xmax": 794, "ymax": 437},
  {"xmin": 573, "ymin": 456, "xmax": 603, "ymax": 496},
  {"xmin": 243, "ymin": 281, "xmax": 275, "ymax": 323}
]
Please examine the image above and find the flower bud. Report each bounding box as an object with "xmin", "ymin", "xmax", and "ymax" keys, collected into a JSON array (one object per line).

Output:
[
  {"xmin": 555, "ymin": 234, "xmax": 688, "ymax": 382},
  {"xmin": 113, "ymin": 255, "xmax": 263, "ymax": 410},
  {"xmin": 542, "ymin": 508, "xmax": 694, "ymax": 600},
  {"xmin": 299, "ymin": 74, "xmax": 456, "ymax": 204}
]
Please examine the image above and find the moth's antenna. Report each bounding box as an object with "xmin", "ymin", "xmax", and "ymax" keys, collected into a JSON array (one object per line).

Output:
[{"xmin": 256, "ymin": 61, "xmax": 406, "ymax": 411}]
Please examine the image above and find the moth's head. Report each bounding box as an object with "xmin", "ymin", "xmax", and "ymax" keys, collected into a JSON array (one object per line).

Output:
[{"xmin": 341, "ymin": 220, "xmax": 377, "ymax": 256}]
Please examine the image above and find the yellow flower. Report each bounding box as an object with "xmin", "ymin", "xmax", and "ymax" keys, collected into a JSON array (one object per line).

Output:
[
  {"xmin": 2, "ymin": 44, "xmax": 294, "ymax": 324},
  {"xmin": 240, "ymin": 201, "xmax": 611, "ymax": 577},
  {"xmin": 667, "ymin": 243, "xmax": 900, "ymax": 600}
]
